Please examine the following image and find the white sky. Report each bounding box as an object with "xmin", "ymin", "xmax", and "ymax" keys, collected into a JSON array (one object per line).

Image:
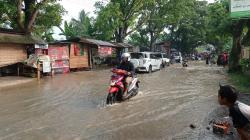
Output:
[
  {"xmin": 53, "ymin": 0, "xmax": 215, "ymax": 40},
  {"xmin": 59, "ymin": 0, "xmax": 99, "ymax": 21}
]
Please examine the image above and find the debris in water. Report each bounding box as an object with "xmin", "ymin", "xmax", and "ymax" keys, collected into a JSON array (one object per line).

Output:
[
  {"xmin": 190, "ymin": 124, "xmax": 196, "ymax": 129},
  {"xmin": 206, "ymin": 126, "xmax": 210, "ymax": 130}
]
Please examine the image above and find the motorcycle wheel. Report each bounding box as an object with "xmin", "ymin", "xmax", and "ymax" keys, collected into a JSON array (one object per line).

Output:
[
  {"xmin": 133, "ymin": 88, "xmax": 139, "ymax": 96},
  {"xmin": 106, "ymin": 93, "xmax": 116, "ymax": 105},
  {"xmin": 126, "ymin": 86, "xmax": 139, "ymax": 100}
]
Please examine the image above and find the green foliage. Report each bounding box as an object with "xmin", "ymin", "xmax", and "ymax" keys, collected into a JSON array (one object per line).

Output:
[
  {"xmin": 206, "ymin": 0, "xmax": 250, "ymax": 72},
  {"xmin": 128, "ymin": 30, "xmax": 149, "ymax": 48},
  {"xmin": 59, "ymin": 10, "xmax": 92, "ymax": 39},
  {"xmin": 93, "ymin": 0, "xmax": 150, "ymax": 42},
  {"xmin": 205, "ymin": 0, "xmax": 232, "ymax": 53},
  {"xmin": 240, "ymin": 59, "xmax": 250, "ymax": 73},
  {"xmin": 128, "ymin": 0, "xmax": 197, "ymax": 50},
  {"xmin": 93, "ymin": 2, "xmax": 121, "ymax": 41},
  {"xmin": 229, "ymin": 73, "xmax": 250, "ymax": 93},
  {"xmin": 34, "ymin": 2, "xmax": 65, "ymax": 41},
  {"xmin": 166, "ymin": 1, "xmax": 208, "ymax": 53},
  {"xmin": 0, "ymin": 0, "xmax": 18, "ymax": 29},
  {"xmin": 0, "ymin": 0, "xmax": 65, "ymax": 41}
]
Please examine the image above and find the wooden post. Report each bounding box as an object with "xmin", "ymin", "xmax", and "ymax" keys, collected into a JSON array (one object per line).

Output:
[
  {"xmin": 51, "ymin": 62, "xmax": 54, "ymax": 78},
  {"xmin": 17, "ymin": 63, "xmax": 20, "ymax": 77},
  {"xmin": 37, "ymin": 61, "xmax": 40, "ymax": 81},
  {"xmin": 88, "ymin": 47, "xmax": 93, "ymax": 69}
]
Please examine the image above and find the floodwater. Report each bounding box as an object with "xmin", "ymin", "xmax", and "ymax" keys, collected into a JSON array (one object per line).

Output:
[{"xmin": 0, "ymin": 62, "xmax": 233, "ymax": 140}]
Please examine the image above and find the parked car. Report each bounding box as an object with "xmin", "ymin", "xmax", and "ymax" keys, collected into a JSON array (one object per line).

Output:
[
  {"xmin": 155, "ymin": 53, "xmax": 170, "ymax": 68},
  {"xmin": 130, "ymin": 52, "xmax": 162, "ymax": 73},
  {"xmin": 173, "ymin": 52, "xmax": 183, "ymax": 63}
]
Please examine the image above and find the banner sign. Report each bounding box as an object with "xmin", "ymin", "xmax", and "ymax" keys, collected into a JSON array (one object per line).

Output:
[
  {"xmin": 230, "ymin": 0, "xmax": 250, "ymax": 18},
  {"xmin": 35, "ymin": 44, "xmax": 48, "ymax": 49},
  {"xmin": 98, "ymin": 47, "xmax": 112, "ymax": 57},
  {"xmin": 48, "ymin": 47, "xmax": 69, "ymax": 60}
]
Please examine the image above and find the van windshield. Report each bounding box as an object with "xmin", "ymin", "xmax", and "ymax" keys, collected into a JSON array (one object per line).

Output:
[
  {"xmin": 155, "ymin": 54, "xmax": 162, "ymax": 58},
  {"xmin": 130, "ymin": 53, "xmax": 144, "ymax": 59},
  {"xmin": 172, "ymin": 52, "xmax": 179, "ymax": 56},
  {"xmin": 163, "ymin": 54, "xmax": 168, "ymax": 58}
]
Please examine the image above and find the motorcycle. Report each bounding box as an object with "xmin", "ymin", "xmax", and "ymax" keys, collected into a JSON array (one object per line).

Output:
[
  {"xmin": 106, "ymin": 69, "xmax": 139, "ymax": 105},
  {"xmin": 182, "ymin": 59, "xmax": 188, "ymax": 67}
]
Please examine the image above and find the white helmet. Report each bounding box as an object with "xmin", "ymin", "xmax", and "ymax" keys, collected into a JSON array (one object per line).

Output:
[{"xmin": 121, "ymin": 53, "xmax": 131, "ymax": 61}]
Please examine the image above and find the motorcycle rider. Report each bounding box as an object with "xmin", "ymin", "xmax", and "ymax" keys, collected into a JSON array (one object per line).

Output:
[{"xmin": 117, "ymin": 53, "xmax": 135, "ymax": 97}]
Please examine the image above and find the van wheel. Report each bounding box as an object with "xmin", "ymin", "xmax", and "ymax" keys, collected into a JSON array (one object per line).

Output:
[{"xmin": 148, "ymin": 65, "xmax": 152, "ymax": 73}]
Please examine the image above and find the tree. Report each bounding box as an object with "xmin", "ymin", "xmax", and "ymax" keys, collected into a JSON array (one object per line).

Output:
[
  {"xmin": 34, "ymin": 2, "xmax": 65, "ymax": 41},
  {"xmin": 58, "ymin": 10, "xmax": 93, "ymax": 39},
  {"xmin": 142, "ymin": 0, "xmax": 197, "ymax": 51},
  {"xmin": 206, "ymin": 0, "xmax": 250, "ymax": 72},
  {"xmin": 166, "ymin": 0, "xmax": 208, "ymax": 53},
  {"xmin": 140, "ymin": 0, "xmax": 169, "ymax": 50},
  {"xmin": 0, "ymin": 0, "xmax": 65, "ymax": 36},
  {"xmin": 206, "ymin": 0, "xmax": 232, "ymax": 53},
  {"xmin": 128, "ymin": 29, "xmax": 150, "ymax": 48},
  {"xmin": 229, "ymin": 20, "xmax": 250, "ymax": 72},
  {"xmin": 94, "ymin": 0, "xmax": 150, "ymax": 42}
]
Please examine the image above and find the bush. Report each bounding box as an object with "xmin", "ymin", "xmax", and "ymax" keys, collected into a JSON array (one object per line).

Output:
[
  {"xmin": 229, "ymin": 73, "xmax": 250, "ymax": 93},
  {"xmin": 240, "ymin": 59, "xmax": 250, "ymax": 73}
]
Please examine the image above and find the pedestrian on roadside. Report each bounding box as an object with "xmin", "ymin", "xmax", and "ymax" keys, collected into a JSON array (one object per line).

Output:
[
  {"xmin": 218, "ymin": 85, "xmax": 250, "ymax": 140},
  {"xmin": 206, "ymin": 53, "xmax": 210, "ymax": 65},
  {"xmin": 222, "ymin": 52, "xmax": 228, "ymax": 67}
]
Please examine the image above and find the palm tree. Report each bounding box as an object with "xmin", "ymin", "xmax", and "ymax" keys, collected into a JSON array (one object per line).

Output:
[{"xmin": 57, "ymin": 10, "xmax": 92, "ymax": 39}]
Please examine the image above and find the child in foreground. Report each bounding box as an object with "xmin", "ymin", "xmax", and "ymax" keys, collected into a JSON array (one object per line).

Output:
[{"xmin": 218, "ymin": 85, "xmax": 250, "ymax": 140}]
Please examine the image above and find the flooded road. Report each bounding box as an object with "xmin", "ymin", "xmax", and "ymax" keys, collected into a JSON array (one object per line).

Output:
[{"xmin": 0, "ymin": 62, "xmax": 229, "ymax": 140}]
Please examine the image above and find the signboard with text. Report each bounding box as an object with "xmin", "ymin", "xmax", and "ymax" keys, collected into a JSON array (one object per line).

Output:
[
  {"xmin": 230, "ymin": 0, "xmax": 250, "ymax": 18},
  {"xmin": 98, "ymin": 47, "xmax": 112, "ymax": 57}
]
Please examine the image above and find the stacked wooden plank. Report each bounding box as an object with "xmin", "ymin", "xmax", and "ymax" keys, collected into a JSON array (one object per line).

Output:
[{"xmin": 0, "ymin": 44, "xmax": 27, "ymax": 67}]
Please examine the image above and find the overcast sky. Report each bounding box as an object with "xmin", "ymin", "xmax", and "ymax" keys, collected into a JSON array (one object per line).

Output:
[
  {"xmin": 54, "ymin": 0, "xmax": 215, "ymax": 39},
  {"xmin": 59, "ymin": 0, "xmax": 99, "ymax": 21}
]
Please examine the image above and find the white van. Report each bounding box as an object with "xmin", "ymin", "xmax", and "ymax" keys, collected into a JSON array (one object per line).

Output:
[
  {"xmin": 130, "ymin": 52, "xmax": 162, "ymax": 73},
  {"xmin": 155, "ymin": 53, "xmax": 170, "ymax": 68}
]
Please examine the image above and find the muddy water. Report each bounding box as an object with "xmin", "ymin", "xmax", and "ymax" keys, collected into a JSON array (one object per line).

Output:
[{"xmin": 0, "ymin": 62, "xmax": 229, "ymax": 140}]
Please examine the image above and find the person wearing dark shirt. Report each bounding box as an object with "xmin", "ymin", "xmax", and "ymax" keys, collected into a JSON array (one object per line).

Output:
[
  {"xmin": 117, "ymin": 53, "xmax": 135, "ymax": 76},
  {"xmin": 117, "ymin": 53, "xmax": 135, "ymax": 97},
  {"xmin": 218, "ymin": 85, "xmax": 250, "ymax": 140}
]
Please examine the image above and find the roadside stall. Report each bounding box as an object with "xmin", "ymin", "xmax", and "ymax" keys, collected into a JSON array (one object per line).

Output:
[
  {"xmin": 49, "ymin": 38, "xmax": 117, "ymax": 71},
  {"xmin": 0, "ymin": 30, "xmax": 47, "ymax": 77}
]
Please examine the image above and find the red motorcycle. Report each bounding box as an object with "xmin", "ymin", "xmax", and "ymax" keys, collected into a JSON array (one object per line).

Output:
[{"xmin": 106, "ymin": 69, "xmax": 139, "ymax": 105}]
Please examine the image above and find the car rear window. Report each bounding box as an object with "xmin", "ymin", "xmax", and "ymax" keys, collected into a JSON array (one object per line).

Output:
[
  {"xmin": 155, "ymin": 54, "xmax": 162, "ymax": 58},
  {"xmin": 131, "ymin": 53, "xmax": 144, "ymax": 59},
  {"xmin": 172, "ymin": 52, "xmax": 179, "ymax": 56}
]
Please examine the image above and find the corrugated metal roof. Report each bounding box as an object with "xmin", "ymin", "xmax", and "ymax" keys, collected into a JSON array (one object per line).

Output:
[
  {"xmin": 56, "ymin": 37, "xmax": 116, "ymax": 47},
  {"xmin": 81, "ymin": 38, "xmax": 116, "ymax": 47},
  {"xmin": 113, "ymin": 43, "xmax": 134, "ymax": 48},
  {"xmin": 0, "ymin": 33, "xmax": 47, "ymax": 45}
]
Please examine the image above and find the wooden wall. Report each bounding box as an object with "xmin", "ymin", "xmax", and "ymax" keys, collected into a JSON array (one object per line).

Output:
[
  {"xmin": 0, "ymin": 43, "xmax": 27, "ymax": 67},
  {"xmin": 242, "ymin": 47, "xmax": 250, "ymax": 59},
  {"xmin": 69, "ymin": 43, "xmax": 89, "ymax": 69}
]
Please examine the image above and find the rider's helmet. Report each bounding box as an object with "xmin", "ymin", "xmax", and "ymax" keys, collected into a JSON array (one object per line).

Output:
[{"xmin": 121, "ymin": 53, "xmax": 131, "ymax": 62}]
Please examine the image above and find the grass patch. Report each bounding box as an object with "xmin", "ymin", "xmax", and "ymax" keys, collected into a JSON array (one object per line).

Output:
[{"xmin": 229, "ymin": 73, "xmax": 250, "ymax": 93}]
